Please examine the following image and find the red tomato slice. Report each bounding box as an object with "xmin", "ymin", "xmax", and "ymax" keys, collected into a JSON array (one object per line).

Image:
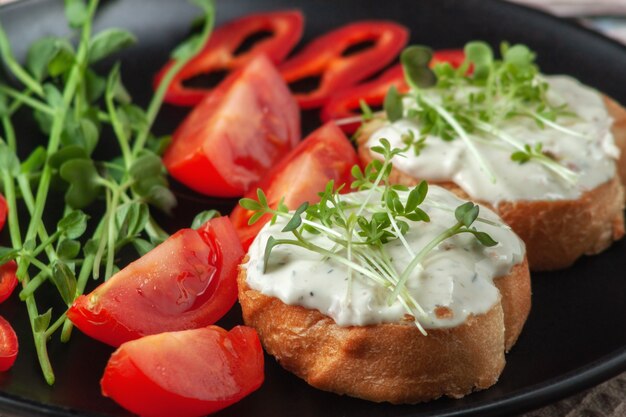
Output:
[
  {"xmin": 280, "ymin": 21, "xmax": 409, "ymax": 109},
  {"xmin": 156, "ymin": 10, "xmax": 304, "ymax": 106},
  {"xmin": 0, "ymin": 194, "xmax": 7, "ymax": 232},
  {"xmin": 163, "ymin": 55, "xmax": 300, "ymax": 197},
  {"xmin": 0, "ymin": 316, "xmax": 18, "ymax": 372},
  {"xmin": 231, "ymin": 122, "xmax": 358, "ymax": 250},
  {"xmin": 321, "ymin": 49, "xmax": 466, "ymax": 133},
  {"xmin": 101, "ymin": 325, "xmax": 263, "ymax": 417},
  {"xmin": 0, "ymin": 261, "xmax": 18, "ymax": 304},
  {"xmin": 67, "ymin": 217, "xmax": 244, "ymax": 347}
]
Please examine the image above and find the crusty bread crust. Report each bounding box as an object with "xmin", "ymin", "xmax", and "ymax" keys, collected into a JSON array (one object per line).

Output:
[
  {"xmin": 238, "ymin": 257, "xmax": 530, "ymax": 403},
  {"xmin": 604, "ymin": 97, "xmax": 626, "ymax": 193},
  {"xmin": 356, "ymin": 103, "xmax": 626, "ymax": 271}
]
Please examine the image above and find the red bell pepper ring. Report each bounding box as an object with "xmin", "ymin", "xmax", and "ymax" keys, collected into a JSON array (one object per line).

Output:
[
  {"xmin": 155, "ymin": 10, "xmax": 304, "ymax": 106},
  {"xmin": 321, "ymin": 49, "xmax": 466, "ymax": 133},
  {"xmin": 279, "ymin": 21, "xmax": 409, "ymax": 109}
]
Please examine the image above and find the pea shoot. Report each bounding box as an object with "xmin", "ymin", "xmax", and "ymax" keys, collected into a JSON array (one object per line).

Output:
[
  {"xmin": 241, "ymin": 139, "xmax": 499, "ymax": 334},
  {"xmin": 0, "ymin": 0, "xmax": 216, "ymax": 384}
]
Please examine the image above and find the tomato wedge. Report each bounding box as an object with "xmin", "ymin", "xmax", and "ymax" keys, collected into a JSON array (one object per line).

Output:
[
  {"xmin": 280, "ymin": 21, "xmax": 408, "ymax": 109},
  {"xmin": 0, "ymin": 261, "xmax": 18, "ymax": 304},
  {"xmin": 231, "ymin": 122, "xmax": 358, "ymax": 250},
  {"xmin": 0, "ymin": 193, "xmax": 7, "ymax": 232},
  {"xmin": 321, "ymin": 49, "xmax": 466, "ymax": 133},
  {"xmin": 0, "ymin": 316, "xmax": 18, "ymax": 372},
  {"xmin": 101, "ymin": 325, "xmax": 263, "ymax": 417},
  {"xmin": 156, "ymin": 10, "xmax": 304, "ymax": 106},
  {"xmin": 67, "ymin": 217, "xmax": 244, "ymax": 347},
  {"xmin": 163, "ymin": 55, "xmax": 300, "ymax": 197}
]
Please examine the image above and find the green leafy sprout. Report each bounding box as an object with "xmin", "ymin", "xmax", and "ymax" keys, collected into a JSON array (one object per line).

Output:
[
  {"xmin": 240, "ymin": 139, "xmax": 499, "ymax": 335},
  {"xmin": 0, "ymin": 0, "xmax": 216, "ymax": 384},
  {"xmin": 375, "ymin": 41, "xmax": 581, "ymax": 185}
]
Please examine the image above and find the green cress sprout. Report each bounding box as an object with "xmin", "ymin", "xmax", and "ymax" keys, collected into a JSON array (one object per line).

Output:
[
  {"xmin": 379, "ymin": 41, "xmax": 580, "ymax": 184},
  {"xmin": 0, "ymin": 0, "xmax": 216, "ymax": 384},
  {"xmin": 240, "ymin": 139, "xmax": 498, "ymax": 335}
]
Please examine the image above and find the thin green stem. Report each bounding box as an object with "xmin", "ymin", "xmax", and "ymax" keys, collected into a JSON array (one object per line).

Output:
[
  {"xmin": 0, "ymin": 84, "xmax": 54, "ymax": 116},
  {"xmin": 132, "ymin": 1, "xmax": 215, "ymax": 156},
  {"xmin": 0, "ymin": 26, "xmax": 44, "ymax": 96}
]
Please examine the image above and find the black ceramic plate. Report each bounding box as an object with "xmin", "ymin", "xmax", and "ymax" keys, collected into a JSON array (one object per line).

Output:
[{"xmin": 0, "ymin": 0, "xmax": 625, "ymax": 416}]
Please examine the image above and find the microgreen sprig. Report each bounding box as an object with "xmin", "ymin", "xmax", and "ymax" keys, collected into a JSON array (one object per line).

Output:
[
  {"xmin": 378, "ymin": 40, "xmax": 582, "ymax": 185},
  {"xmin": 241, "ymin": 141, "xmax": 498, "ymax": 333}
]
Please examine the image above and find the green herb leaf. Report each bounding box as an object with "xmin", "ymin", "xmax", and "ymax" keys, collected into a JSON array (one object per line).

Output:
[
  {"xmin": 401, "ymin": 45, "xmax": 436, "ymax": 88},
  {"xmin": 48, "ymin": 145, "xmax": 89, "ymax": 169},
  {"xmin": 34, "ymin": 309, "xmax": 52, "ymax": 333},
  {"xmin": 263, "ymin": 236, "xmax": 278, "ymax": 273},
  {"xmin": 64, "ymin": 0, "xmax": 88, "ymax": 28},
  {"xmin": 26, "ymin": 37, "xmax": 74, "ymax": 81},
  {"xmin": 464, "ymin": 41, "xmax": 493, "ymax": 81},
  {"xmin": 239, "ymin": 198, "xmax": 262, "ymax": 211},
  {"xmin": 56, "ymin": 239, "xmax": 81, "ymax": 260},
  {"xmin": 359, "ymin": 99, "xmax": 373, "ymax": 121},
  {"xmin": 21, "ymin": 146, "xmax": 47, "ymax": 174},
  {"xmin": 0, "ymin": 141, "xmax": 20, "ymax": 176},
  {"xmin": 59, "ymin": 159, "xmax": 103, "ymax": 208},
  {"xmin": 51, "ymin": 261, "xmax": 77, "ymax": 306},
  {"xmin": 0, "ymin": 247, "xmax": 18, "ymax": 265},
  {"xmin": 191, "ymin": 210, "xmax": 220, "ymax": 229},
  {"xmin": 384, "ymin": 85, "xmax": 404, "ymax": 122},
  {"xmin": 282, "ymin": 202, "xmax": 309, "ymax": 233},
  {"xmin": 132, "ymin": 238, "xmax": 155, "ymax": 257},
  {"xmin": 57, "ymin": 210, "xmax": 89, "ymax": 239},
  {"xmin": 470, "ymin": 230, "xmax": 498, "ymax": 247},
  {"xmin": 89, "ymin": 29, "xmax": 137, "ymax": 64}
]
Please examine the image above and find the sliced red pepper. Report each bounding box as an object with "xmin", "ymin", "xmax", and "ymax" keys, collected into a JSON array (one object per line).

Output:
[
  {"xmin": 155, "ymin": 10, "xmax": 304, "ymax": 106},
  {"xmin": 279, "ymin": 21, "xmax": 409, "ymax": 109},
  {"xmin": 321, "ymin": 49, "xmax": 466, "ymax": 133}
]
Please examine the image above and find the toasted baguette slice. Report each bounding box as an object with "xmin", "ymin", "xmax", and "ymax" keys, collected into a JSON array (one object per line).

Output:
[
  {"xmin": 238, "ymin": 257, "xmax": 530, "ymax": 404},
  {"xmin": 356, "ymin": 97, "xmax": 626, "ymax": 271},
  {"xmin": 604, "ymin": 97, "xmax": 626, "ymax": 193}
]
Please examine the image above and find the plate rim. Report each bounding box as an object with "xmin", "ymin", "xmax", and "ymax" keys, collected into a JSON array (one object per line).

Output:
[{"xmin": 0, "ymin": 0, "xmax": 625, "ymax": 416}]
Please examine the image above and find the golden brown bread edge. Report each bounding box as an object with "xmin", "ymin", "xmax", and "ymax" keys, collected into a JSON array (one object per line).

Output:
[
  {"xmin": 356, "ymin": 97, "xmax": 626, "ymax": 271},
  {"xmin": 238, "ymin": 257, "xmax": 531, "ymax": 404}
]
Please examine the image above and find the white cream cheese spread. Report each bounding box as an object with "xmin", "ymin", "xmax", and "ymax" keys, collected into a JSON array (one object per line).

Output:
[
  {"xmin": 244, "ymin": 186, "xmax": 525, "ymax": 329},
  {"xmin": 366, "ymin": 76, "xmax": 618, "ymax": 204}
]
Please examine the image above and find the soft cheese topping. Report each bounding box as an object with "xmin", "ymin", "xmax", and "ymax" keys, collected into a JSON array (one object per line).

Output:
[
  {"xmin": 366, "ymin": 76, "xmax": 618, "ymax": 204},
  {"xmin": 244, "ymin": 186, "xmax": 525, "ymax": 329}
]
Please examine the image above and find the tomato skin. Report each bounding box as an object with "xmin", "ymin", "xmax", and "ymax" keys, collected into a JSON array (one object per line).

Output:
[
  {"xmin": 163, "ymin": 55, "xmax": 300, "ymax": 197},
  {"xmin": 0, "ymin": 261, "xmax": 18, "ymax": 304},
  {"xmin": 101, "ymin": 325, "xmax": 263, "ymax": 417},
  {"xmin": 67, "ymin": 217, "xmax": 244, "ymax": 347},
  {"xmin": 0, "ymin": 316, "xmax": 18, "ymax": 372},
  {"xmin": 231, "ymin": 122, "xmax": 357, "ymax": 250},
  {"xmin": 321, "ymin": 49, "xmax": 466, "ymax": 132},
  {"xmin": 0, "ymin": 194, "xmax": 7, "ymax": 232},
  {"xmin": 156, "ymin": 10, "xmax": 304, "ymax": 106},
  {"xmin": 280, "ymin": 21, "xmax": 409, "ymax": 109}
]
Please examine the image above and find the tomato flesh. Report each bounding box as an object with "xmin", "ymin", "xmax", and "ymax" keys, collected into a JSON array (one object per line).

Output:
[
  {"xmin": 163, "ymin": 55, "xmax": 300, "ymax": 197},
  {"xmin": 67, "ymin": 217, "xmax": 244, "ymax": 347},
  {"xmin": 0, "ymin": 261, "xmax": 18, "ymax": 304},
  {"xmin": 156, "ymin": 10, "xmax": 304, "ymax": 106},
  {"xmin": 101, "ymin": 325, "xmax": 263, "ymax": 417},
  {"xmin": 231, "ymin": 122, "xmax": 358, "ymax": 250},
  {"xmin": 0, "ymin": 316, "xmax": 18, "ymax": 372}
]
